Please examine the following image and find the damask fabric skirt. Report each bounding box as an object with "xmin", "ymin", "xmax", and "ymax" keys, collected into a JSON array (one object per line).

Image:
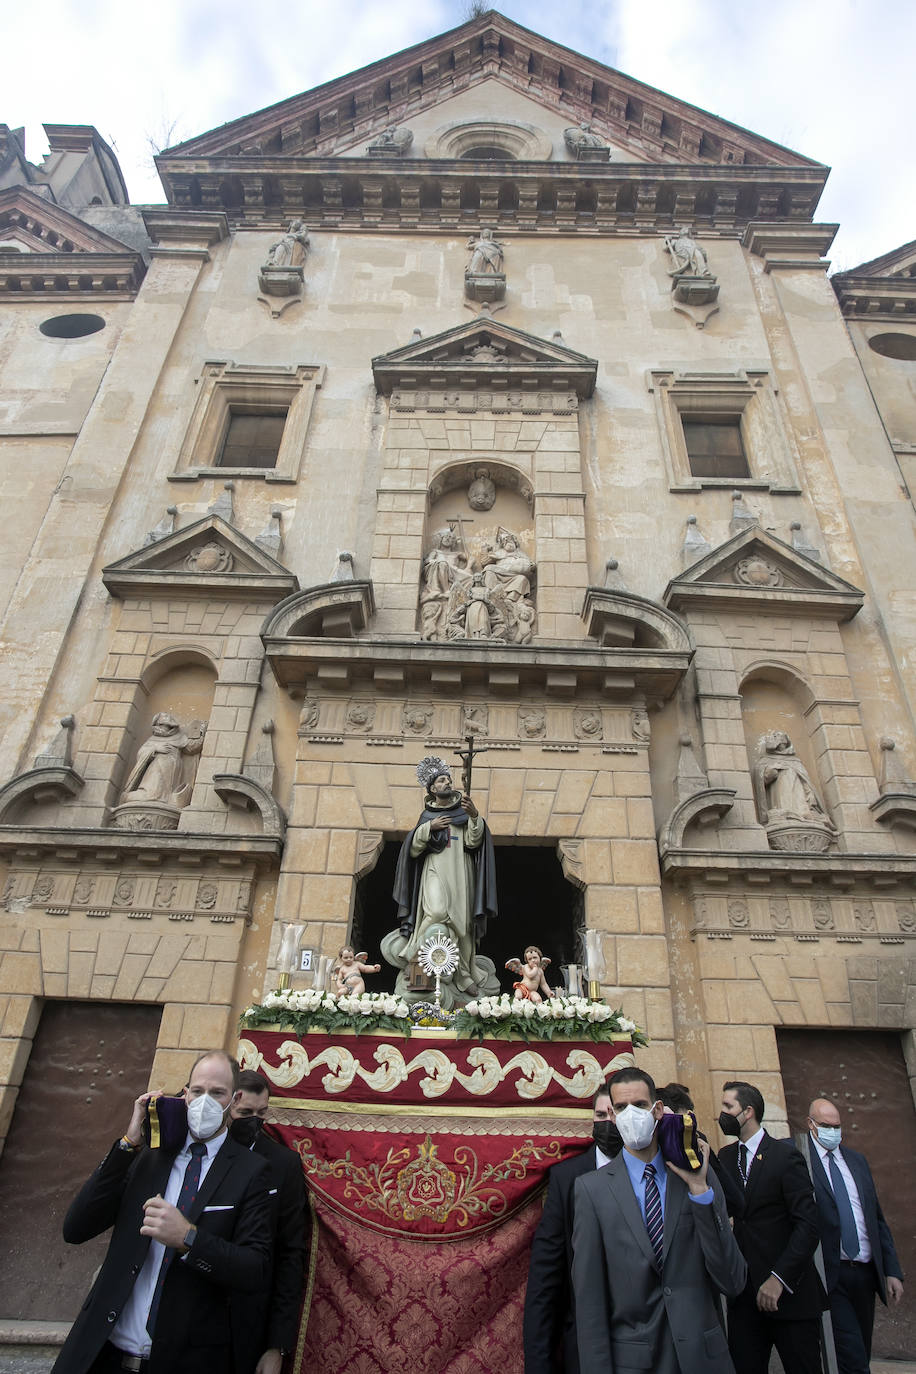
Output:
[{"xmin": 239, "ymin": 1029, "xmax": 635, "ymax": 1374}]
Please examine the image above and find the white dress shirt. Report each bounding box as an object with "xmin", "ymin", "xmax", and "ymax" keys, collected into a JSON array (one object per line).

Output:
[
  {"xmin": 112, "ymin": 1129, "xmax": 228, "ymax": 1357},
  {"xmin": 811, "ymin": 1134, "xmax": 872, "ymax": 1262},
  {"xmin": 595, "ymin": 1144, "xmax": 614, "ymax": 1169}
]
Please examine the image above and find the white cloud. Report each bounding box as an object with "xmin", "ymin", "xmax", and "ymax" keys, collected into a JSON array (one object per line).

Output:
[{"xmin": 3, "ymin": 0, "xmax": 912, "ymax": 267}]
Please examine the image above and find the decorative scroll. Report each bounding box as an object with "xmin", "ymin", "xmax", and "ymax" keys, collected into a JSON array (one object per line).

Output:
[{"xmin": 240, "ymin": 1031, "xmax": 635, "ymax": 1108}]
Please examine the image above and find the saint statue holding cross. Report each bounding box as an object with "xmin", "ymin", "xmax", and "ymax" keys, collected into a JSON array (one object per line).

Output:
[{"xmin": 382, "ymin": 747, "xmax": 500, "ymax": 1008}]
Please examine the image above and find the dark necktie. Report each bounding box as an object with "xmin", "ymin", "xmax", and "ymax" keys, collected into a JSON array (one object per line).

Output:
[
  {"xmin": 739, "ymin": 1142, "xmax": 751, "ymax": 1184},
  {"xmin": 644, "ymin": 1162, "xmax": 664, "ymax": 1269},
  {"xmin": 146, "ymin": 1141, "xmax": 207, "ymax": 1338},
  {"xmin": 827, "ymin": 1150, "xmax": 860, "ymax": 1259}
]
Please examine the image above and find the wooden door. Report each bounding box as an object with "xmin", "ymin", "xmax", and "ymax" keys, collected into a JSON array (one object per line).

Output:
[
  {"xmin": 0, "ymin": 1000, "xmax": 162, "ymax": 1320},
  {"xmin": 778, "ymin": 1028, "xmax": 916, "ymax": 1360}
]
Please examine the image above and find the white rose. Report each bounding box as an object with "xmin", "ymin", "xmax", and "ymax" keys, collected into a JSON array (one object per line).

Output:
[
  {"xmin": 465, "ymin": 1001, "xmax": 479, "ymax": 1016},
  {"xmin": 522, "ymin": 1001, "xmax": 536, "ymax": 1018},
  {"xmin": 535, "ymin": 1002, "xmax": 551, "ymax": 1019}
]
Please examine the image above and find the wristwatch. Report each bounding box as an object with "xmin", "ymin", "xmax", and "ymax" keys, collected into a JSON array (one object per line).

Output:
[{"xmin": 182, "ymin": 1225, "xmax": 197, "ymax": 1253}]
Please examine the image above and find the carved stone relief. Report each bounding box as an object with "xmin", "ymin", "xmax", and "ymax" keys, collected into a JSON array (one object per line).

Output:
[
  {"xmin": 854, "ymin": 900, "xmax": 877, "ymax": 931},
  {"xmin": 299, "ymin": 699, "xmax": 320, "ymax": 731},
  {"xmin": 734, "ymin": 556, "xmax": 781, "ymax": 588},
  {"xmin": 564, "ymin": 123, "xmax": 610, "ymax": 161},
  {"xmin": 467, "ymin": 468, "xmax": 496, "ymax": 512},
  {"xmin": 573, "ymin": 708, "xmax": 603, "ymax": 742},
  {"xmin": 727, "ymin": 898, "xmax": 749, "ymax": 929},
  {"xmin": 770, "ymin": 897, "xmax": 792, "ymax": 930},
  {"xmin": 419, "ymin": 524, "xmax": 536, "ymax": 645},
  {"xmin": 811, "ymin": 898, "xmax": 834, "ymax": 931},
  {"xmin": 347, "ymin": 701, "xmax": 376, "ymax": 733},
  {"xmin": 630, "ymin": 708, "xmax": 650, "ymax": 743},
  {"xmin": 402, "ymin": 703, "xmax": 433, "ymax": 735},
  {"xmin": 518, "ymin": 707, "xmax": 546, "ymax": 740},
  {"xmin": 897, "ymin": 902, "xmax": 916, "ymax": 933},
  {"xmin": 185, "ymin": 542, "xmax": 233, "ymax": 574},
  {"xmin": 462, "ymin": 704, "xmax": 489, "ymax": 737}
]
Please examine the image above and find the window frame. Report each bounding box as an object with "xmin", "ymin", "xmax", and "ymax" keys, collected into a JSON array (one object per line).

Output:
[
  {"xmin": 649, "ymin": 368, "xmax": 802, "ymax": 494},
  {"xmin": 170, "ymin": 360, "xmax": 324, "ymax": 483}
]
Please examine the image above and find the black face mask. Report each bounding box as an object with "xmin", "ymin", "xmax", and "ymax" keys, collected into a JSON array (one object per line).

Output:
[
  {"xmin": 229, "ymin": 1116, "xmax": 265, "ymax": 1147},
  {"xmin": 718, "ymin": 1110, "xmax": 743, "ymax": 1137},
  {"xmin": 592, "ymin": 1120, "xmax": 623, "ymax": 1158}
]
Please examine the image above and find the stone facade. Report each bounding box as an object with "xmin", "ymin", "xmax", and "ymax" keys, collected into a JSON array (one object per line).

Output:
[{"xmin": 1, "ymin": 12, "xmax": 916, "ymax": 1157}]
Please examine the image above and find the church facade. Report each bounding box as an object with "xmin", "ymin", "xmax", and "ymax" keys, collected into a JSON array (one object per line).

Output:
[{"xmin": 1, "ymin": 9, "xmax": 915, "ymax": 1256}]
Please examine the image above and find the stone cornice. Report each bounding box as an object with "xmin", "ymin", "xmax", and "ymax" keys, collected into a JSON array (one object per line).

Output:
[
  {"xmin": 0, "ymin": 251, "xmax": 146, "ymax": 299},
  {"xmin": 140, "ymin": 208, "xmax": 229, "ymax": 250},
  {"xmin": 832, "ymin": 273, "xmax": 916, "ymax": 320},
  {"xmin": 163, "ymin": 13, "xmax": 819, "ymax": 172},
  {"xmin": 0, "ymin": 826, "xmax": 283, "ymax": 867},
  {"xmin": 743, "ymin": 221, "xmax": 837, "ymax": 271},
  {"xmin": 155, "ymin": 159, "xmax": 827, "ymax": 234},
  {"xmin": 661, "ymin": 847, "xmax": 916, "ymax": 889},
  {"xmin": 262, "ymin": 635, "xmax": 691, "ymax": 703}
]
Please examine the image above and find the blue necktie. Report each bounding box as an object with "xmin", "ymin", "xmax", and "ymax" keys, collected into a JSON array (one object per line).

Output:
[
  {"xmin": 644, "ymin": 1163, "xmax": 664, "ymax": 1269},
  {"xmin": 827, "ymin": 1150, "xmax": 860, "ymax": 1259},
  {"xmin": 146, "ymin": 1141, "xmax": 207, "ymax": 1338}
]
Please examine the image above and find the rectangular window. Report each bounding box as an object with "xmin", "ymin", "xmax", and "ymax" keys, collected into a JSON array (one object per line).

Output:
[
  {"xmin": 683, "ymin": 417, "xmax": 749, "ymax": 480},
  {"xmin": 217, "ymin": 409, "xmax": 288, "ymax": 469}
]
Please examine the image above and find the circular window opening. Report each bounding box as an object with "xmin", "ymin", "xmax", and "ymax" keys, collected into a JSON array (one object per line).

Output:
[
  {"xmin": 460, "ymin": 146, "xmax": 515, "ymax": 160},
  {"xmin": 867, "ymin": 332, "xmax": 916, "ymax": 361},
  {"xmin": 39, "ymin": 313, "xmax": 106, "ymax": 340}
]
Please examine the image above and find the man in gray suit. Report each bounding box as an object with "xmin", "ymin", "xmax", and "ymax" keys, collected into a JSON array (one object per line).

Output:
[{"xmin": 571, "ymin": 1067, "xmax": 747, "ymax": 1374}]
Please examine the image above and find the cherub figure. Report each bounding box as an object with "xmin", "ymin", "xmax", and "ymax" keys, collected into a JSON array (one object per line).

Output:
[
  {"xmin": 505, "ymin": 945, "xmax": 553, "ymax": 1003},
  {"xmin": 333, "ymin": 946, "xmax": 381, "ymax": 997}
]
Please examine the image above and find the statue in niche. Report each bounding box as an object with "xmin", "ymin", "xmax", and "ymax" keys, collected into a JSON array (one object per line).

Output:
[
  {"xmin": 120, "ymin": 713, "xmax": 206, "ymax": 809},
  {"xmin": 419, "ymin": 524, "xmax": 536, "ymax": 644},
  {"xmin": 448, "ymin": 572, "xmax": 506, "ymax": 641},
  {"xmin": 466, "ymin": 227, "xmax": 505, "ymax": 276},
  {"xmin": 419, "ymin": 526, "xmax": 471, "ymax": 641},
  {"xmin": 264, "ymin": 219, "xmax": 310, "ymax": 270},
  {"xmin": 381, "ymin": 756, "xmax": 500, "ymax": 1009},
  {"xmin": 753, "ymin": 730, "xmax": 836, "ymax": 852}
]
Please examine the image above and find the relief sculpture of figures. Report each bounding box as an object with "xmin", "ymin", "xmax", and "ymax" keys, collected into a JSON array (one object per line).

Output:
[
  {"xmin": 753, "ymin": 730, "xmax": 836, "ymax": 852},
  {"xmin": 120, "ymin": 713, "xmax": 206, "ymax": 808},
  {"xmin": 419, "ymin": 525, "xmax": 471, "ymax": 640},
  {"xmin": 424, "ymin": 525, "xmax": 536, "ymax": 645},
  {"xmin": 380, "ymin": 756, "xmax": 500, "ymax": 1009}
]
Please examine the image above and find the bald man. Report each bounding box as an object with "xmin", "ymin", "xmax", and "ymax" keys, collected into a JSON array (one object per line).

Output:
[{"xmin": 805, "ymin": 1097, "xmax": 903, "ymax": 1374}]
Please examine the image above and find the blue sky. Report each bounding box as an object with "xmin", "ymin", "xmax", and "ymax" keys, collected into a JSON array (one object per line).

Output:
[{"xmin": 4, "ymin": 0, "xmax": 913, "ymax": 271}]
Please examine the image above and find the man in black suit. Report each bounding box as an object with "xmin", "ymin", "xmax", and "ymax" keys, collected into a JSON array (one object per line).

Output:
[
  {"xmin": 228, "ymin": 1069, "xmax": 308, "ymax": 1374},
  {"xmin": 53, "ymin": 1050, "xmax": 271, "ymax": 1374},
  {"xmin": 804, "ymin": 1096, "xmax": 903, "ymax": 1374},
  {"xmin": 523, "ymin": 1083, "xmax": 622, "ymax": 1373},
  {"xmin": 717, "ymin": 1079, "xmax": 825, "ymax": 1374}
]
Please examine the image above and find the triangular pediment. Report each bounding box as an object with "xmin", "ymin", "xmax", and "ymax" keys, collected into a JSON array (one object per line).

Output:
[
  {"xmin": 372, "ymin": 317, "xmax": 597, "ymax": 397},
  {"xmin": 842, "ymin": 239, "xmax": 916, "ymax": 280},
  {"xmin": 0, "ymin": 187, "xmax": 136, "ymax": 255},
  {"xmin": 161, "ymin": 12, "xmax": 819, "ymax": 172},
  {"xmin": 663, "ymin": 528, "xmax": 864, "ymax": 622},
  {"xmin": 102, "ymin": 516, "xmax": 299, "ymax": 602}
]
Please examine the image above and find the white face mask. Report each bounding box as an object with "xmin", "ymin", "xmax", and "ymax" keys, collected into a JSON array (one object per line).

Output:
[
  {"xmin": 613, "ymin": 1103, "xmax": 658, "ymax": 1152},
  {"xmin": 815, "ymin": 1125, "xmax": 842, "ymax": 1151},
  {"xmin": 186, "ymin": 1092, "xmax": 227, "ymax": 1140}
]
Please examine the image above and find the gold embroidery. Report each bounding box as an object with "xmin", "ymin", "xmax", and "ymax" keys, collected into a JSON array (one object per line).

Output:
[{"xmin": 298, "ymin": 1133, "xmax": 562, "ymax": 1229}]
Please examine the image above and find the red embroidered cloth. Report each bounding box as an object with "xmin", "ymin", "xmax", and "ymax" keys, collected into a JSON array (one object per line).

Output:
[{"xmin": 239, "ymin": 1029, "xmax": 635, "ymax": 1373}]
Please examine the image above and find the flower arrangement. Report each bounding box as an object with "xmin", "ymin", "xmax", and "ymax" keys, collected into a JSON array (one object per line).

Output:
[
  {"xmin": 240, "ymin": 986, "xmax": 646, "ymax": 1045},
  {"xmin": 240, "ymin": 987, "xmax": 411, "ymax": 1037},
  {"xmin": 455, "ymin": 994, "xmax": 647, "ymax": 1045}
]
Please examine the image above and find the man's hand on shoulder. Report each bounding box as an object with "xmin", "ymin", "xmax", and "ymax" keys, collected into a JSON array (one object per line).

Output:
[
  {"xmin": 666, "ymin": 1138, "xmax": 710, "ymax": 1195},
  {"xmin": 888, "ymin": 1277, "xmax": 904, "ymax": 1305},
  {"xmin": 124, "ymin": 1089, "xmax": 162, "ymax": 1147},
  {"xmin": 756, "ymin": 1275, "xmax": 785, "ymax": 1312},
  {"xmin": 140, "ymin": 1193, "xmax": 193, "ymax": 1249}
]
